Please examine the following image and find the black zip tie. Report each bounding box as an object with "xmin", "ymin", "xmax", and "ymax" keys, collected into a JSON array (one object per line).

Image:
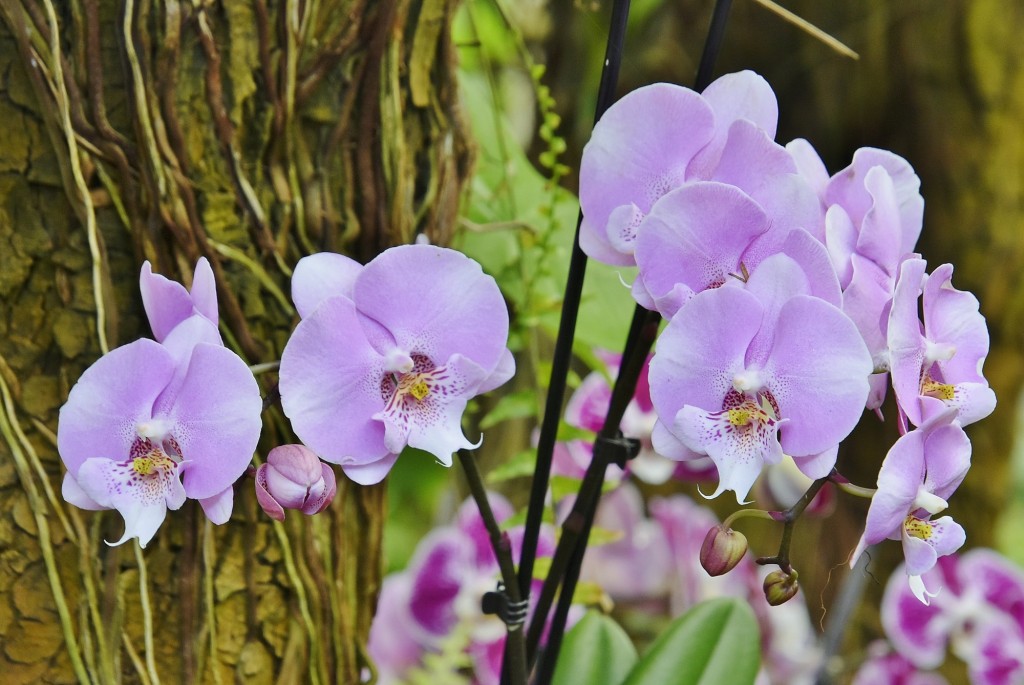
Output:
[
  {"xmin": 482, "ymin": 582, "xmax": 529, "ymax": 630},
  {"xmin": 593, "ymin": 433, "xmax": 640, "ymax": 469}
]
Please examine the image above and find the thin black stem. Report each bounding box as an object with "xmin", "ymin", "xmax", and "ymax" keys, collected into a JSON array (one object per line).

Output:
[
  {"xmin": 514, "ymin": 0, "xmax": 633, "ymax": 620},
  {"xmin": 527, "ymin": 0, "xmax": 737, "ymax": 675},
  {"xmin": 526, "ymin": 307, "xmax": 657, "ymax": 670},
  {"xmin": 694, "ymin": 0, "xmax": 734, "ymax": 91},
  {"xmin": 458, "ymin": 451, "xmax": 527, "ymax": 685}
]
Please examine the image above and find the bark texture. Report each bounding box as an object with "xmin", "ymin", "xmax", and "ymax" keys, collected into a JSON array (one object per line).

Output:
[{"xmin": 0, "ymin": 0, "xmax": 472, "ymax": 682}]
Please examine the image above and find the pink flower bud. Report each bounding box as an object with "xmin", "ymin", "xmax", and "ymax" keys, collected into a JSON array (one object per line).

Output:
[
  {"xmin": 699, "ymin": 525, "xmax": 748, "ymax": 576},
  {"xmin": 255, "ymin": 444, "xmax": 337, "ymax": 521},
  {"xmin": 763, "ymin": 569, "xmax": 800, "ymax": 606}
]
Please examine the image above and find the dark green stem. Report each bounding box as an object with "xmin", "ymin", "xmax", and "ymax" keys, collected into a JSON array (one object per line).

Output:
[{"xmin": 756, "ymin": 472, "xmax": 830, "ymax": 574}]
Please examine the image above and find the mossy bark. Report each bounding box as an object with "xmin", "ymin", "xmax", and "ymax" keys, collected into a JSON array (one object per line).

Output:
[{"xmin": 0, "ymin": 1, "xmax": 471, "ymax": 682}]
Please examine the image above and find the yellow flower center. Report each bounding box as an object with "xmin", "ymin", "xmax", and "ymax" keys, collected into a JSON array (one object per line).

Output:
[
  {"xmin": 727, "ymin": 408, "xmax": 752, "ymax": 426},
  {"xmin": 904, "ymin": 516, "xmax": 933, "ymax": 540},
  {"xmin": 133, "ymin": 457, "xmax": 154, "ymax": 475},
  {"xmin": 921, "ymin": 378, "xmax": 955, "ymax": 401},
  {"xmin": 410, "ymin": 379, "xmax": 430, "ymax": 401},
  {"xmin": 131, "ymin": 449, "xmax": 175, "ymax": 476}
]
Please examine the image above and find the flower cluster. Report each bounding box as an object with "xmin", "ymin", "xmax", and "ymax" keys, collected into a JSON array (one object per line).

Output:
[
  {"xmin": 873, "ymin": 549, "xmax": 1024, "ymax": 684},
  {"xmin": 578, "ymin": 70, "xmax": 994, "ymax": 602},
  {"xmin": 58, "ymin": 259, "xmax": 263, "ymax": 547}
]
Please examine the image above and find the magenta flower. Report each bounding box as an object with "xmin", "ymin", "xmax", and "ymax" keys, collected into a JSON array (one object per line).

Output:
[
  {"xmin": 852, "ymin": 641, "xmax": 949, "ymax": 685},
  {"xmin": 58, "ymin": 263, "xmax": 262, "ymax": 547},
  {"xmin": 579, "ymin": 484, "xmax": 673, "ymax": 601},
  {"xmin": 881, "ymin": 549, "xmax": 1024, "ymax": 678},
  {"xmin": 255, "ymin": 444, "xmax": 337, "ymax": 521},
  {"xmin": 889, "ymin": 257, "xmax": 996, "ymax": 428},
  {"xmin": 649, "ymin": 255, "xmax": 871, "ymax": 501},
  {"xmin": 280, "ymin": 245, "xmax": 514, "ymax": 485},
  {"xmin": 579, "ymin": 71, "xmax": 821, "ymax": 266},
  {"xmin": 852, "ymin": 412, "xmax": 971, "ymax": 604},
  {"xmin": 367, "ymin": 495, "xmax": 559, "ymax": 685}
]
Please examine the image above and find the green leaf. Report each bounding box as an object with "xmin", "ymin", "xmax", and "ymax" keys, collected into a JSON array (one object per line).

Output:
[
  {"xmin": 621, "ymin": 597, "xmax": 761, "ymax": 685},
  {"xmin": 480, "ymin": 389, "xmax": 538, "ymax": 429},
  {"xmin": 486, "ymin": 449, "xmax": 537, "ymax": 484},
  {"xmin": 552, "ymin": 611, "xmax": 637, "ymax": 685}
]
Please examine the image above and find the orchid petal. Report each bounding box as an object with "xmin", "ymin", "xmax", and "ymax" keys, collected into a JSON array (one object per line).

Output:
[
  {"xmin": 923, "ymin": 263, "xmax": 990, "ymax": 385},
  {"xmin": 825, "ymin": 147, "xmax": 923, "ymax": 250},
  {"xmin": 477, "ymin": 348, "xmax": 516, "ymax": 394},
  {"xmin": 292, "ymin": 252, "xmax": 363, "ymax": 318},
  {"xmin": 280, "ymin": 296, "xmax": 390, "ymax": 466},
  {"xmin": 58, "ymin": 339, "xmax": 176, "ymax": 477},
  {"xmin": 188, "ymin": 257, "xmax": 218, "ymax": 323},
  {"xmin": 199, "ymin": 486, "xmax": 234, "ymax": 524},
  {"xmin": 631, "ymin": 182, "xmax": 771, "ymax": 317},
  {"xmin": 255, "ymin": 465, "xmax": 287, "ymax": 521},
  {"xmin": 649, "ymin": 281, "xmax": 764, "ymax": 425},
  {"xmin": 786, "ymin": 138, "xmax": 830, "ymax": 199},
  {"xmin": 61, "ymin": 472, "xmax": 105, "ymax": 510},
  {"xmin": 302, "ymin": 464, "xmax": 337, "ymax": 515},
  {"xmin": 77, "ymin": 454, "xmax": 186, "ymax": 548},
  {"xmin": 889, "ymin": 257, "xmax": 929, "ymax": 423},
  {"xmin": 140, "ymin": 261, "xmax": 198, "ymax": 342},
  {"xmin": 675, "ymin": 402, "xmax": 784, "ymax": 502},
  {"xmin": 167, "ymin": 343, "xmax": 262, "ymax": 500},
  {"xmin": 342, "ymin": 454, "xmax": 399, "ymax": 485},
  {"xmin": 354, "ymin": 245, "xmax": 509, "ymax": 373},
  {"xmin": 650, "ymin": 419, "xmax": 704, "ymax": 462},
  {"xmin": 377, "ymin": 354, "xmax": 489, "ymax": 465},
  {"xmin": 824, "ymin": 205, "xmax": 858, "ymax": 292},
  {"xmin": 762, "ymin": 295, "xmax": 872, "ymax": 456},
  {"xmin": 902, "ymin": 516, "xmax": 965, "ymax": 577},
  {"xmin": 579, "ymin": 83, "xmax": 716, "ymax": 265}
]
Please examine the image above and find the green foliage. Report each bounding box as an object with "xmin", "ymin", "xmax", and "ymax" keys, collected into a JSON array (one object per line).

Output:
[
  {"xmin": 552, "ymin": 611, "xmax": 638, "ymax": 685},
  {"xmin": 519, "ymin": 594, "xmax": 759, "ymax": 685},
  {"xmin": 621, "ymin": 598, "xmax": 761, "ymax": 685},
  {"xmin": 400, "ymin": 623, "xmax": 474, "ymax": 685}
]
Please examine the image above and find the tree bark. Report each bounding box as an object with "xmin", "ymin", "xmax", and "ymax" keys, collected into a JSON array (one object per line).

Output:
[{"xmin": 0, "ymin": 1, "xmax": 472, "ymax": 682}]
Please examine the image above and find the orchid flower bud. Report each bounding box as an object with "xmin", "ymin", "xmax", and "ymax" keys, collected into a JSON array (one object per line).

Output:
[
  {"xmin": 255, "ymin": 445, "xmax": 337, "ymax": 521},
  {"xmin": 763, "ymin": 568, "xmax": 800, "ymax": 606},
  {"xmin": 699, "ymin": 525, "xmax": 748, "ymax": 576}
]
